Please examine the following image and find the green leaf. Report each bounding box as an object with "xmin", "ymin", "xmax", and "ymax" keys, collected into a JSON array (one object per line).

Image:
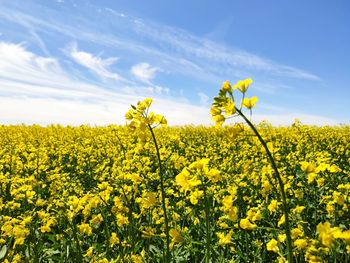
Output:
[{"xmin": 0, "ymin": 245, "xmax": 8, "ymax": 260}]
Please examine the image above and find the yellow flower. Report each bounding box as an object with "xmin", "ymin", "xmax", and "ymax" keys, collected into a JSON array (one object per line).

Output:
[
  {"xmin": 90, "ymin": 214, "xmax": 104, "ymax": 225},
  {"xmin": 175, "ymin": 168, "xmax": 201, "ymax": 193},
  {"xmin": 116, "ymin": 214, "xmax": 129, "ymax": 227},
  {"xmin": 239, "ymin": 218, "xmax": 257, "ymax": 230},
  {"xmin": 300, "ymin": 161, "xmax": 316, "ymax": 174},
  {"xmin": 222, "ymin": 81, "xmax": 233, "ymax": 93},
  {"xmin": 317, "ymin": 222, "xmax": 341, "ymax": 247},
  {"xmin": 131, "ymin": 254, "xmax": 143, "ymax": 263},
  {"xmin": 242, "ymin": 96, "xmax": 258, "ymax": 109},
  {"xmin": 78, "ymin": 223, "xmax": 93, "ymax": 236},
  {"xmin": 266, "ymin": 238, "xmax": 279, "ymax": 253},
  {"xmin": 169, "ymin": 229, "xmax": 184, "ymax": 249},
  {"xmin": 212, "ymin": 114, "xmax": 225, "ymax": 127},
  {"xmin": 210, "ymin": 106, "xmax": 221, "ymax": 116},
  {"xmin": 224, "ymin": 99, "xmax": 236, "ymax": 116},
  {"xmin": 207, "ymin": 168, "xmax": 221, "ymax": 183},
  {"xmin": 294, "ymin": 239, "xmax": 308, "ymax": 249},
  {"xmin": 110, "ymin": 232, "xmax": 120, "ymax": 247},
  {"xmin": 278, "ymin": 234, "xmax": 286, "ymax": 243},
  {"xmin": 234, "ymin": 78, "xmax": 253, "ymax": 93},
  {"xmin": 85, "ymin": 247, "xmax": 94, "ymax": 257},
  {"xmin": 268, "ymin": 200, "xmax": 279, "ymax": 214},
  {"xmin": 291, "ymin": 228, "xmax": 304, "ymax": 240},
  {"xmin": 277, "ymin": 215, "xmax": 285, "ymax": 227},
  {"xmin": 216, "ymin": 231, "xmax": 233, "ymax": 246},
  {"xmin": 292, "ymin": 205, "xmax": 305, "ymax": 214},
  {"xmin": 189, "ymin": 189, "xmax": 204, "ymax": 205}
]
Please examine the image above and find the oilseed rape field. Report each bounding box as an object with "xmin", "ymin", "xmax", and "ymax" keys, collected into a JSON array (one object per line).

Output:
[{"xmin": 1, "ymin": 80, "xmax": 350, "ymax": 262}]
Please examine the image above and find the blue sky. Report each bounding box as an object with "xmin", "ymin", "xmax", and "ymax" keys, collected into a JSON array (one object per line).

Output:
[{"xmin": 0, "ymin": 0, "xmax": 349, "ymax": 125}]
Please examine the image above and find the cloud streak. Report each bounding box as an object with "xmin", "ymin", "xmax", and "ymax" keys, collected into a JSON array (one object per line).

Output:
[
  {"xmin": 131, "ymin": 62, "xmax": 158, "ymax": 84},
  {"xmin": 0, "ymin": 3, "xmax": 335, "ymax": 126},
  {"xmin": 0, "ymin": 4, "xmax": 320, "ymax": 84},
  {"xmin": 68, "ymin": 43, "xmax": 122, "ymax": 81}
]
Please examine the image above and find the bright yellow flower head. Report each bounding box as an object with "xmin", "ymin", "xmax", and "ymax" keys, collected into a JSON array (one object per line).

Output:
[
  {"xmin": 239, "ymin": 218, "xmax": 257, "ymax": 230},
  {"xmin": 242, "ymin": 96, "xmax": 258, "ymax": 109},
  {"xmin": 317, "ymin": 221, "xmax": 342, "ymax": 247},
  {"xmin": 266, "ymin": 238, "xmax": 279, "ymax": 253},
  {"xmin": 216, "ymin": 231, "xmax": 233, "ymax": 246},
  {"xmin": 234, "ymin": 78, "xmax": 253, "ymax": 93},
  {"xmin": 222, "ymin": 81, "xmax": 233, "ymax": 93}
]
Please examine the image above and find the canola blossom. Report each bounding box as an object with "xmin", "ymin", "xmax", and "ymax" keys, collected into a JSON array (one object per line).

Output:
[{"xmin": 0, "ymin": 80, "xmax": 350, "ymax": 262}]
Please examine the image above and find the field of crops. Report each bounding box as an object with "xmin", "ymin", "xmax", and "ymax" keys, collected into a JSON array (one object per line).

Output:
[
  {"xmin": 1, "ymin": 120, "xmax": 350, "ymax": 262},
  {"xmin": 1, "ymin": 81, "xmax": 350, "ymax": 263}
]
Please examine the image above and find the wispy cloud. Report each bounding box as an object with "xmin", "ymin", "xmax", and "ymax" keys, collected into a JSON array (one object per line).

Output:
[
  {"xmin": 0, "ymin": 5, "xmax": 320, "ymax": 85},
  {"xmin": 0, "ymin": 41, "xmax": 207, "ymax": 125},
  {"xmin": 68, "ymin": 43, "xmax": 122, "ymax": 81},
  {"xmin": 131, "ymin": 62, "xmax": 158, "ymax": 84},
  {"xmin": 0, "ymin": 3, "xmax": 334, "ymax": 126}
]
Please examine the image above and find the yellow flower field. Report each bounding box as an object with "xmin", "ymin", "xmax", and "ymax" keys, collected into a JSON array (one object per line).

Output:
[
  {"xmin": 1, "ymin": 81, "xmax": 350, "ymax": 262},
  {"xmin": 1, "ymin": 122, "xmax": 349, "ymax": 262}
]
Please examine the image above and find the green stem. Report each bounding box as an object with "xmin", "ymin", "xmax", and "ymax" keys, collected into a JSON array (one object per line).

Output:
[
  {"xmin": 69, "ymin": 220, "xmax": 83, "ymax": 262},
  {"xmin": 147, "ymin": 124, "xmax": 170, "ymax": 262},
  {"xmin": 235, "ymin": 107, "xmax": 293, "ymax": 263},
  {"xmin": 204, "ymin": 187, "xmax": 211, "ymax": 263}
]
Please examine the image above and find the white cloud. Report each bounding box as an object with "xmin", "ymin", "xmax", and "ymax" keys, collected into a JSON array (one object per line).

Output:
[
  {"xmin": 131, "ymin": 62, "xmax": 158, "ymax": 83},
  {"xmin": 0, "ymin": 7, "xmax": 320, "ymax": 83},
  {"xmin": 0, "ymin": 41, "xmax": 338, "ymax": 126},
  {"xmin": 68, "ymin": 43, "xmax": 121, "ymax": 81}
]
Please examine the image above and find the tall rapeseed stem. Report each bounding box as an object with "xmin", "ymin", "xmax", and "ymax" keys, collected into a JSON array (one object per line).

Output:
[
  {"xmin": 211, "ymin": 79, "xmax": 293, "ymax": 263},
  {"xmin": 125, "ymin": 98, "xmax": 170, "ymax": 261}
]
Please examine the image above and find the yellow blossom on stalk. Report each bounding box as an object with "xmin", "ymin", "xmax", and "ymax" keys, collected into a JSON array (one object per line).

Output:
[
  {"xmin": 300, "ymin": 161, "xmax": 317, "ymax": 174},
  {"xmin": 333, "ymin": 191, "xmax": 345, "ymax": 205},
  {"xmin": 78, "ymin": 223, "xmax": 93, "ymax": 236},
  {"xmin": 278, "ymin": 234, "xmax": 286, "ymax": 243},
  {"xmin": 224, "ymin": 99, "xmax": 236, "ymax": 116},
  {"xmin": 110, "ymin": 232, "xmax": 120, "ymax": 247},
  {"xmin": 266, "ymin": 238, "xmax": 279, "ymax": 253},
  {"xmin": 141, "ymin": 227, "xmax": 156, "ymax": 238},
  {"xmin": 317, "ymin": 222, "xmax": 342, "ymax": 247},
  {"xmin": 268, "ymin": 200, "xmax": 279, "ymax": 214},
  {"xmin": 116, "ymin": 214, "xmax": 129, "ymax": 227},
  {"xmin": 234, "ymin": 78, "xmax": 253, "ymax": 93},
  {"xmin": 222, "ymin": 81, "xmax": 233, "ymax": 94},
  {"xmin": 85, "ymin": 247, "xmax": 94, "ymax": 257},
  {"xmin": 175, "ymin": 168, "xmax": 201, "ymax": 193},
  {"xmin": 11, "ymin": 254, "xmax": 22, "ymax": 263},
  {"xmin": 212, "ymin": 114, "xmax": 225, "ymax": 127},
  {"xmin": 242, "ymin": 96, "xmax": 258, "ymax": 109},
  {"xmin": 137, "ymin": 192, "xmax": 158, "ymax": 209},
  {"xmin": 292, "ymin": 205, "xmax": 306, "ymax": 214},
  {"xmin": 169, "ymin": 229, "xmax": 184, "ymax": 249},
  {"xmin": 206, "ymin": 168, "xmax": 221, "ymax": 183},
  {"xmin": 294, "ymin": 239, "xmax": 308, "ymax": 249},
  {"xmin": 90, "ymin": 214, "xmax": 104, "ymax": 225},
  {"xmin": 247, "ymin": 208, "xmax": 262, "ymax": 222},
  {"xmin": 308, "ymin": 173, "xmax": 318, "ymax": 184},
  {"xmin": 291, "ymin": 228, "xmax": 304, "ymax": 240},
  {"xmin": 216, "ymin": 231, "xmax": 233, "ymax": 246},
  {"xmin": 189, "ymin": 189, "xmax": 204, "ymax": 205},
  {"xmin": 239, "ymin": 218, "xmax": 257, "ymax": 230},
  {"xmin": 278, "ymin": 215, "xmax": 285, "ymax": 227},
  {"xmin": 210, "ymin": 105, "xmax": 222, "ymax": 117},
  {"xmin": 12, "ymin": 224, "xmax": 30, "ymax": 247},
  {"xmin": 338, "ymin": 229, "xmax": 350, "ymax": 243}
]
